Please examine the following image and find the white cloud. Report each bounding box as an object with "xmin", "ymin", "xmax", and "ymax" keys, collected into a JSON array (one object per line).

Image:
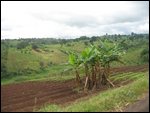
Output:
[{"xmin": 1, "ymin": 1, "xmax": 149, "ymax": 39}]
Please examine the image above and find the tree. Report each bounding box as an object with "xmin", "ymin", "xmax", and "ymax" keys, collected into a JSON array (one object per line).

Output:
[
  {"xmin": 84, "ymin": 41, "xmax": 89, "ymax": 46},
  {"xmin": 32, "ymin": 43, "xmax": 38, "ymax": 50},
  {"xmin": 91, "ymin": 36, "xmax": 98, "ymax": 42},
  {"xmin": 17, "ymin": 41, "xmax": 29, "ymax": 49},
  {"xmin": 140, "ymin": 48, "xmax": 149, "ymax": 63}
]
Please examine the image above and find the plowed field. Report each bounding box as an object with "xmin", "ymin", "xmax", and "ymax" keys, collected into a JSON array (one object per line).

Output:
[{"xmin": 1, "ymin": 64, "xmax": 148, "ymax": 112}]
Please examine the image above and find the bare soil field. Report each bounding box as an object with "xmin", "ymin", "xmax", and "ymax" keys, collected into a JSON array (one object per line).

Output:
[{"xmin": 1, "ymin": 64, "xmax": 148, "ymax": 112}]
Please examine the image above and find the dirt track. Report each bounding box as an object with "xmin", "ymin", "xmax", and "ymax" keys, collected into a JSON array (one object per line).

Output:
[
  {"xmin": 1, "ymin": 64, "xmax": 149, "ymax": 112},
  {"xmin": 123, "ymin": 93, "xmax": 149, "ymax": 112}
]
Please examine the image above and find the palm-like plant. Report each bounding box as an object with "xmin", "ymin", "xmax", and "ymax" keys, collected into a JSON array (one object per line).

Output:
[
  {"xmin": 68, "ymin": 52, "xmax": 82, "ymax": 87},
  {"xmin": 67, "ymin": 39, "xmax": 126, "ymax": 91},
  {"xmin": 81, "ymin": 45, "xmax": 102, "ymax": 90},
  {"xmin": 98, "ymin": 40, "xmax": 125, "ymax": 86},
  {"xmin": 80, "ymin": 46, "xmax": 95, "ymax": 90}
]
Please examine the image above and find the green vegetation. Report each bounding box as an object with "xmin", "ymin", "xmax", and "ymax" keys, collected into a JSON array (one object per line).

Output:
[
  {"xmin": 1, "ymin": 41, "xmax": 9, "ymax": 78},
  {"xmin": 1, "ymin": 64, "xmax": 75, "ymax": 85},
  {"xmin": 1, "ymin": 34, "xmax": 149, "ymax": 112},
  {"xmin": 39, "ymin": 71, "xmax": 148, "ymax": 112},
  {"xmin": 68, "ymin": 40, "xmax": 125, "ymax": 91},
  {"xmin": 110, "ymin": 72, "xmax": 148, "ymax": 84},
  {"xmin": 140, "ymin": 47, "xmax": 149, "ymax": 63},
  {"xmin": 1, "ymin": 33, "xmax": 149, "ymax": 84},
  {"xmin": 17, "ymin": 41, "xmax": 29, "ymax": 49}
]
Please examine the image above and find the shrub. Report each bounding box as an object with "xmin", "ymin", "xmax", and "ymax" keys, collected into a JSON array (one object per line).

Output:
[
  {"xmin": 17, "ymin": 41, "xmax": 29, "ymax": 49},
  {"xmin": 39, "ymin": 61, "xmax": 45, "ymax": 70},
  {"xmin": 48, "ymin": 61, "xmax": 53, "ymax": 67},
  {"xmin": 66, "ymin": 43, "xmax": 72, "ymax": 46},
  {"xmin": 32, "ymin": 43, "xmax": 39, "ymax": 50},
  {"xmin": 140, "ymin": 48, "xmax": 149, "ymax": 62}
]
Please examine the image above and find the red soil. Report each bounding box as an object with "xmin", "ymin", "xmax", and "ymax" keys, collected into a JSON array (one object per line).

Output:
[{"xmin": 1, "ymin": 64, "xmax": 148, "ymax": 112}]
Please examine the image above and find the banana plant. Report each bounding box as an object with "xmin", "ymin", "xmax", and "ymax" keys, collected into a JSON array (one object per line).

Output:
[
  {"xmin": 67, "ymin": 39, "xmax": 126, "ymax": 91},
  {"xmin": 80, "ymin": 45, "xmax": 97, "ymax": 90},
  {"xmin": 98, "ymin": 40, "xmax": 125, "ymax": 87},
  {"xmin": 68, "ymin": 52, "xmax": 82, "ymax": 87}
]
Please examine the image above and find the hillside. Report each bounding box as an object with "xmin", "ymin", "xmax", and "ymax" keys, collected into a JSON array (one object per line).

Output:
[{"xmin": 1, "ymin": 34, "xmax": 149, "ymax": 84}]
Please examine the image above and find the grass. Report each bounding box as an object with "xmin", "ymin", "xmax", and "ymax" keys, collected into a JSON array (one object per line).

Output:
[
  {"xmin": 1, "ymin": 37, "xmax": 149, "ymax": 85},
  {"xmin": 39, "ymin": 72, "xmax": 149, "ymax": 112},
  {"xmin": 1, "ymin": 63, "xmax": 87, "ymax": 85},
  {"xmin": 110, "ymin": 72, "xmax": 148, "ymax": 82},
  {"xmin": 1, "ymin": 70, "xmax": 84, "ymax": 85},
  {"xmin": 121, "ymin": 46, "xmax": 144, "ymax": 66},
  {"xmin": 2, "ymin": 37, "xmax": 148, "ymax": 84},
  {"xmin": 1, "ymin": 66, "xmax": 73, "ymax": 85},
  {"xmin": 5, "ymin": 44, "xmax": 69, "ymax": 74},
  {"xmin": 111, "ymin": 44, "xmax": 147, "ymax": 67},
  {"xmin": 6, "ymin": 48, "xmax": 41, "ymax": 72}
]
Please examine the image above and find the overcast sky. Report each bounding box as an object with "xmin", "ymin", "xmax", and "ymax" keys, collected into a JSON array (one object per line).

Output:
[{"xmin": 1, "ymin": 1, "xmax": 149, "ymax": 39}]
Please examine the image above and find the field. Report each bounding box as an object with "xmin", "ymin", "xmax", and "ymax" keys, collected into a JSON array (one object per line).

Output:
[
  {"xmin": 1, "ymin": 64, "xmax": 149, "ymax": 112},
  {"xmin": 1, "ymin": 34, "xmax": 149, "ymax": 112}
]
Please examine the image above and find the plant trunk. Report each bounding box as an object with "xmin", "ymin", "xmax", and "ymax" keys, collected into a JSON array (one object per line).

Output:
[
  {"xmin": 91, "ymin": 66, "xmax": 94, "ymax": 86},
  {"xmin": 96, "ymin": 63, "xmax": 102, "ymax": 87},
  {"xmin": 84, "ymin": 64, "xmax": 91, "ymax": 91},
  {"xmin": 84, "ymin": 76, "xmax": 89, "ymax": 92},
  {"xmin": 106, "ymin": 78, "xmax": 115, "ymax": 87},
  {"xmin": 101, "ymin": 64, "xmax": 115, "ymax": 87},
  {"xmin": 101, "ymin": 70, "xmax": 107, "ymax": 85},
  {"xmin": 92, "ymin": 65, "xmax": 97, "ymax": 90},
  {"xmin": 75, "ymin": 69, "xmax": 81, "ymax": 87}
]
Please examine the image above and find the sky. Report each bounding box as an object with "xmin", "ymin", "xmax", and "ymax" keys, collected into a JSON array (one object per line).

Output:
[{"xmin": 1, "ymin": 1, "xmax": 149, "ymax": 39}]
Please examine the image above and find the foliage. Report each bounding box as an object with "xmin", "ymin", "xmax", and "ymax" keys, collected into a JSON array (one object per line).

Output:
[
  {"xmin": 39, "ymin": 61, "xmax": 45, "ymax": 70},
  {"xmin": 140, "ymin": 47, "xmax": 149, "ymax": 62},
  {"xmin": 1, "ymin": 33, "xmax": 149, "ymax": 81},
  {"xmin": 68, "ymin": 40, "xmax": 126, "ymax": 91},
  {"xmin": 17, "ymin": 41, "xmax": 29, "ymax": 49},
  {"xmin": 1, "ymin": 41, "xmax": 9, "ymax": 78},
  {"xmin": 32, "ymin": 43, "xmax": 39, "ymax": 50}
]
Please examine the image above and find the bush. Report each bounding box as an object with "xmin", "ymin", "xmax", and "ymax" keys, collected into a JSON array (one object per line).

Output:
[
  {"xmin": 48, "ymin": 61, "xmax": 53, "ymax": 67},
  {"xmin": 140, "ymin": 48, "xmax": 149, "ymax": 62},
  {"xmin": 32, "ymin": 43, "xmax": 39, "ymax": 50},
  {"xmin": 17, "ymin": 41, "xmax": 29, "ymax": 49},
  {"xmin": 66, "ymin": 43, "xmax": 72, "ymax": 46},
  {"xmin": 39, "ymin": 61, "xmax": 45, "ymax": 70},
  {"xmin": 84, "ymin": 41, "xmax": 89, "ymax": 46}
]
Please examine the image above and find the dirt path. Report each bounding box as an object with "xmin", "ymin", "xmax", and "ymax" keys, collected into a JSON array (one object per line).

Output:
[
  {"xmin": 123, "ymin": 71, "xmax": 149, "ymax": 112},
  {"xmin": 123, "ymin": 93, "xmax": 149, "ymax": 112},
  {"xmin": 1, "ymin": 64, "xmax": 148, "ymax": 112}
]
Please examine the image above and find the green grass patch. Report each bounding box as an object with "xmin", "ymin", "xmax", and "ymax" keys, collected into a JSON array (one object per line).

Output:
[
  {"xmin": 110, "ymin": 72, "xmax": 148, "ymax": 82},
  {"xmin": 1, "ymin": 63, "xmax": 87, "ymax": 85}
]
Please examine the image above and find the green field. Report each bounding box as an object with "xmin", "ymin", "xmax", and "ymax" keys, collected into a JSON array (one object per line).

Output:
[{"xmin": 1, "ymin": 34, "xmax": 149, "ymax": 84}]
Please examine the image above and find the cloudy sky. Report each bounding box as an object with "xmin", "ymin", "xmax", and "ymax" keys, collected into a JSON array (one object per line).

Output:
[{"xmin": 1, "ymin": 1, "xmax": 149, "ymax": 39}]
